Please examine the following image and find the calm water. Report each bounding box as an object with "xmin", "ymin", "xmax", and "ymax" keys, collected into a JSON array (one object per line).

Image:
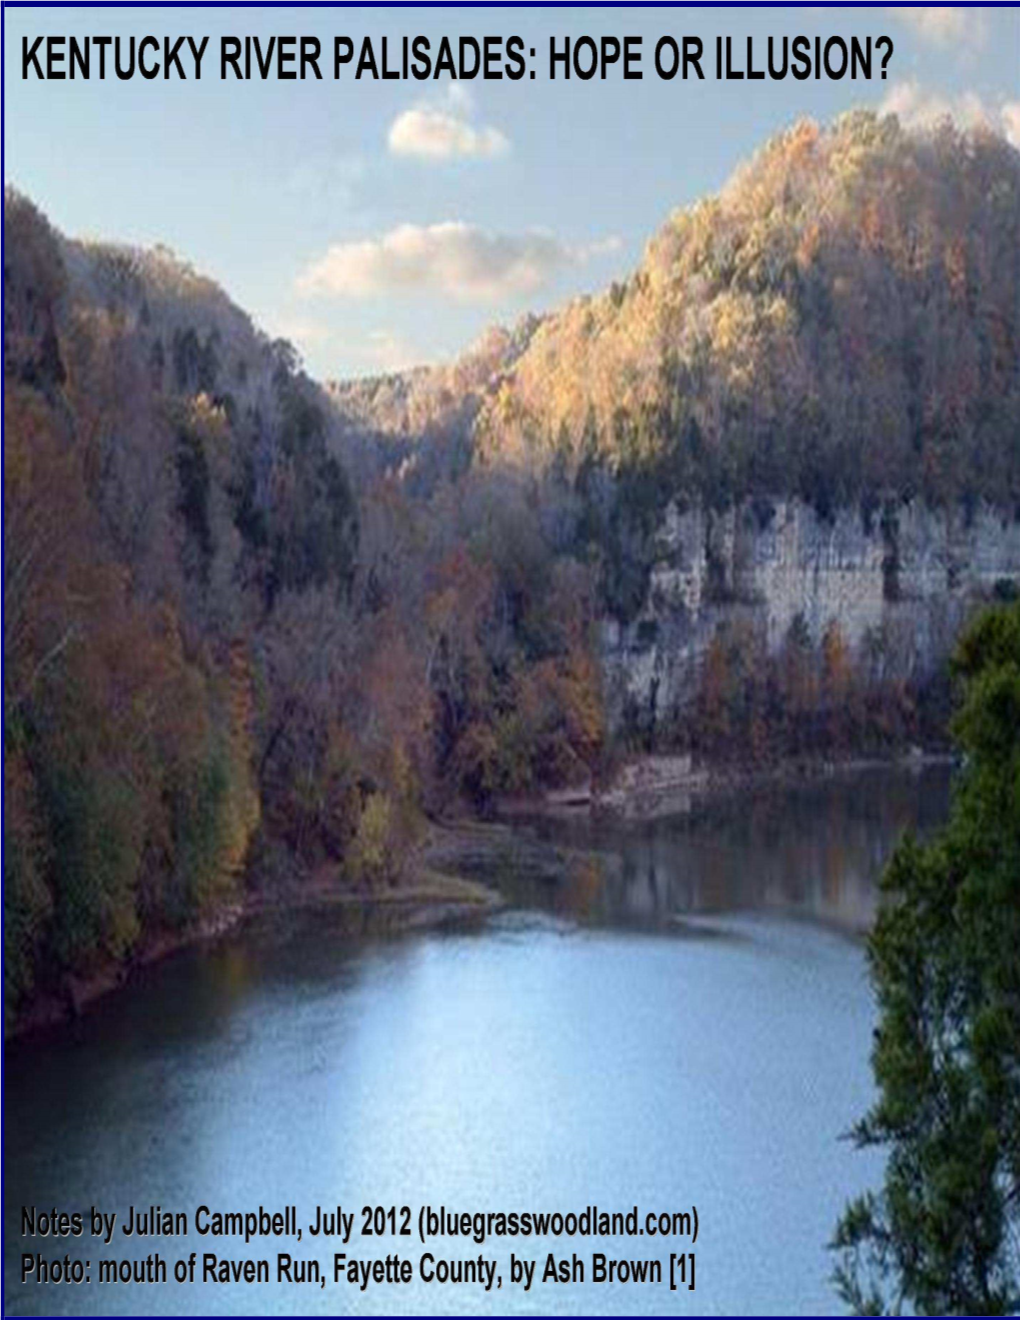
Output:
[{"xmin": 4, "ymin": 765, "xmax": 951, "ymax": 1316}]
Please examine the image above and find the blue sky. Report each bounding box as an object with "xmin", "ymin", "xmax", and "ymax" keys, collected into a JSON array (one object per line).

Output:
[{"xmin": 4, "ymin": 5, "xmax": 1019, "ymax": 380}]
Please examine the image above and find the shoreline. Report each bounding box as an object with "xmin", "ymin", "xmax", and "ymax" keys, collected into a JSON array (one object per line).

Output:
[
  {"xmin": 496, "ymin": 746, "xmax": 956, "ymax": 822},
  {"xmin": 9, "ymin": 868, "xmax": 501, "ymax": 1042},
  {"xmin": 7, "ymin": 749, "xmax": 951, "ymax": 1042}
]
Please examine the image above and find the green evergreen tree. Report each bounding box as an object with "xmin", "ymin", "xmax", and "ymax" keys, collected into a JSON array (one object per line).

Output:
[{"xmin": 833, "ymin": 603, "xmax": 1020, "ymax": 1315}]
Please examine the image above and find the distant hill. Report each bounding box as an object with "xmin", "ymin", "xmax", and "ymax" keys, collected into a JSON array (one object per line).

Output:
[{"xmin": 325, "ymin": 315, "xmax": 542, "ymax": 492}]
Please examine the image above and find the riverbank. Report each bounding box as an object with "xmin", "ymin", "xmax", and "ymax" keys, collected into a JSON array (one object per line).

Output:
[
  {"xmin": 9, "ymin": 747, "xmax": 952, "ymax": 1040},
  {"xmin": 496, "ymin": 746, "xmax": 955, "ymax": 821},
  {"xmin": 9, "ymin": 866, "xmax": 500, "ymax": 1040}
]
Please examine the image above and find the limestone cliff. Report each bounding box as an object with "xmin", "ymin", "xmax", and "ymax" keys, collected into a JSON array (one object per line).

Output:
[{"xmin": 602, "ymin": 498, "xmax": 1020, "ymax": 731}]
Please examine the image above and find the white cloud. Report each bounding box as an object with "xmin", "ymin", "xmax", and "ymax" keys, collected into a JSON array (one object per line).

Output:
[
  {"xmin": 298, "ymin": 222, "xmax": 598, "ymax": 301},
  {"xmin": 886, "ymin": 7, "xmax": 987, "ymax": 47},
  {"xmin": 1002, "ymin": 102, "xmax": 1020, "ymax": 151},
  {"xmin": 881, "ymin": 81, "xmax": 1020, "ymax": 147},
  {"xmin": 387, "ymin": 87, "xmax": 509, "ymax": 161}
]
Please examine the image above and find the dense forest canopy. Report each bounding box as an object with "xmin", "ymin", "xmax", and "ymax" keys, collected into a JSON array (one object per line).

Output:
[{"xmin": 4, "ymin": 107, "xmax": 1019, "ymax": 1031}]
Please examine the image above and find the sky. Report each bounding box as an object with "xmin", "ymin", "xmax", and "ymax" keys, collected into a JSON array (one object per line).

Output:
[{"xmin": 3, "ymin": 5, "xmax": 1019, "ymax": 381}]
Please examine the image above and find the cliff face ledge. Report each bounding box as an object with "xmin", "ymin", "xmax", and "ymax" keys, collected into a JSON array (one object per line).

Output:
[{"xmin": 602, "ymin": 498, "xmax": 1020, "ymax": 728}]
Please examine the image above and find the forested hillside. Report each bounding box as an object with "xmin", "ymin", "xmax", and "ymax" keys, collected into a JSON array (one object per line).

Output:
[
  {"xmin": 4, "ymin": 191, "xmax": 358, "ymax": 1025},
  {"xmin": 3, "ymin": 190, "xmax": 602, "ymax": 1030},
  {"xmin": 4, "ymin": 108, "xmax": 1019, "ymax": 1031},
  {"xmin": 477, "ymin": 111, "xmax": 1020, "ymax": 502}
]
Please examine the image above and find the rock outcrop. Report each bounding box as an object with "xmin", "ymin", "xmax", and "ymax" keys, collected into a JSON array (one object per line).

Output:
[{"xmin": 602, "ymin": 497, "xmax": 1020, "ymax": 728}]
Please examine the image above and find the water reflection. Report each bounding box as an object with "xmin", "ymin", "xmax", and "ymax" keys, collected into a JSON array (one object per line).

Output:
[{"xmin": 490, "ymin": 763, "xmax": 951, "ymax": 932}]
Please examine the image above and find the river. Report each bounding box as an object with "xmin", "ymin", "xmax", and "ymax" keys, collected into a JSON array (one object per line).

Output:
[{"xmin": 3, "ymin": 763, "xmax": 951, "ymax": 1316}]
